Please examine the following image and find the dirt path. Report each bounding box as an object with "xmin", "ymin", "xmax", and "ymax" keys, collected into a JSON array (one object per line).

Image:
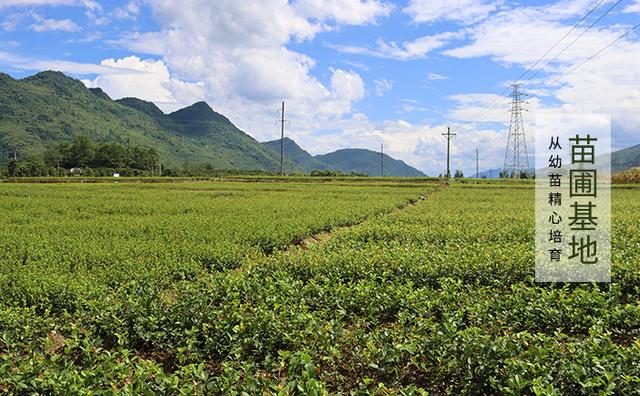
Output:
[{"xmin": 288, "ymin": 182, "xmax": 448, "ymax": 253}]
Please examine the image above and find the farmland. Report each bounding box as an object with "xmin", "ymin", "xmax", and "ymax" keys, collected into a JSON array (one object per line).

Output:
[{"xmin": 1, "ymin": 179, "xmax": 639, "ymax": 394}]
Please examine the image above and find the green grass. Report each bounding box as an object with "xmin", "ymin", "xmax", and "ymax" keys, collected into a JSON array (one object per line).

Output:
[{"xmin": 1, "ymin": 180, "xmax": 639, "ymax": 394}]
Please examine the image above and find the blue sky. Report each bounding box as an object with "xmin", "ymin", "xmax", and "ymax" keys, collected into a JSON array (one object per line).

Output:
[{"xmin": 1, "ymin": 0, "xmax": 639, "ymax": 175}]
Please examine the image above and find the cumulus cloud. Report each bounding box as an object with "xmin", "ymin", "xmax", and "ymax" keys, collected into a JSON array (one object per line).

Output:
[
  {"xmin": 82, "ymin": 56, "xmax": 205, "ymax": 112},
  {"xmin": 99, "ymin": 0, "xmax": 378, "ymax": 145}
]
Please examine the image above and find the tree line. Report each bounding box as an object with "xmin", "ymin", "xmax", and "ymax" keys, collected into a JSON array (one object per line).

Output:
[{"xmin": 3, "ymin": 135, "xmax": 161, "ymax": 177}]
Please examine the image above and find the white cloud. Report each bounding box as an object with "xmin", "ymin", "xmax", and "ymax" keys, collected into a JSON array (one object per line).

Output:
[
  {"xmin": 0, "ymin": 0, "xmax": 98, "ymax": 9},
  {"xmin": 442, "ymin": 1, "xmax": 640, "ymax": 150},
  {"xmin": 0, "ymin": 50, "xmax": 142, "ymax": 74},
  {"xmin": 97, "ymin": 0, "xmax": 376, "ymax": 146},
  {"xmin": 1, "ymin": 13, "xmax": 23, "ymax": 31},
  {"xmin": 398, "ymin": 101, "xmax": 428, "ymax": 113},
  {"xmin": 374, "ymin": 78, "xmax": 393, "ymax": 96},
  {"xmin": 293, "ymin": 0, "xmax": 394, "ymax": 25},
  {"xmin": 113, "ymin": 1, "xmax": 141, "ymax": 21},
  {"xmin": 443, "ymin": 8, "xmax": 621, "ymax": 66},
  {"xmin": 403, "ymin": 0, "xmax": 502, "ymax": 24},
  {"xmin": 428, "ymin": 73, "xmax": 448, "ymax": 80},
  {"xmin": 623, "ymin": 0, "xmax": 640, "ymax": 13},
  {"xmin": 328, "ymin": 31, "xmax": 463, "ymax": 60},
  {"xmin": 30, "ymin": 13, "xmax": 80, "ymax": 32},
  {"xmin": 0, "ymin": 0, "xmax": 75, "ymax": 7},
  {"xmin": 290, "ymin": 113, "xmax": 509, "ymax": 176},
  {"xmin": 82, "ymin": 56, "xmax": 205, "ymax": 113}
]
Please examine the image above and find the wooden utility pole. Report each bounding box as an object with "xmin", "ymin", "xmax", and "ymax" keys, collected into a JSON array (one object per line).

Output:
[
  {"xmin": 442, "ymin": 126, "xmax": 456, "ymax": 178},
  {"xmin": 476, "ymin": 148, "xmax": 479, "ymax": 178},
  {"xmin": 280, "ymin": 101, "xmax": 285, "ymax": 176},
  {"xmin": 380, "ymin": 143, "xmax": 384, "ymax": 177}
]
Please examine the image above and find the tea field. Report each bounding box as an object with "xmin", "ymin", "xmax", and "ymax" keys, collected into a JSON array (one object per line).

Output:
[{"xmin": 1, "ymin": 179, "xmax": 639, "ymax": 394}]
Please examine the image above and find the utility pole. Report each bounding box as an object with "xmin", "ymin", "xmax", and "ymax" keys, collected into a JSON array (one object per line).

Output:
[
  {"xmin": 442, "ymin": 126, "xmax": 456, "ymax": 178},
  {"xmin": 475, "ymin": 148, "xmax": 479, "ymax": 178},
  {"xmin": 159, "ymin": 160, "xmax": 162, "ymax": 177},
  {"xmin": 380, "ymin": 143, "xmax": 384, "ymax": 177},
  {"xmin": 280, "ymin": 101, "xmax": 285, "ymax": 176}
]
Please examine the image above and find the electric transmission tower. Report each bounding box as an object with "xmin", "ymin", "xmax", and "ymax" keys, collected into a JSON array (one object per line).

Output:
[{"xmin": 503, "ymin": 83, "xmax": 529, "ymax": 178}]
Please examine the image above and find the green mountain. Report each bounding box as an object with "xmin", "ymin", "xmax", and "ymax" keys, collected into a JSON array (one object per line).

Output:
[
  {"xmin": 612, "ymin": 144, "xmax": 640, "ymax": 172},
  {"xmin": 0, "ymin": 71, "xmax": 280, "ymax": 170},
  {"xmin": 262, "ymin": 137, "xmax": 327, "ymax": 173}
]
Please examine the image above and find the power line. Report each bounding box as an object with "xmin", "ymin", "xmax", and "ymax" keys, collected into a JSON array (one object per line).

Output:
[
  {"xmin": 530, "ymin": 20, "xmax": 640, "ymax": 96},
  {"xmin": 516, "ymin": 0, "xmax": 607, "ymax": 83},
  {"xmin": 451, "ymin": 0, "xmax": 621, "ymax": 131},
  {"xmin": 521, "ymin": 0, "xmax": 624, "ymax": 85}
]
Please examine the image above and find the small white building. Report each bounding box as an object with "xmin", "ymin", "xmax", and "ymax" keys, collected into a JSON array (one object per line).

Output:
[
  {"xmin": 113, "ymin": 173, "xmax": 120, "ymax": 178},
  {"xmin": 69, "ymin": 167, "xmax": 84, "ymax": 176}
]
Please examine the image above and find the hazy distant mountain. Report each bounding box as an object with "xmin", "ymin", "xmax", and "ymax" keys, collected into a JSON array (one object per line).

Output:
[
  {"xmin": 612, "ymin": 144, "xmax": 640, "ymax": 172},
  {"xmin": 262, "ymin": 137, "xmax": 327, "ymax": 173},
  {"xmin": 261, "ymin": 139, "xmax": 426, "ymax": 176},
  {"xmin": 471, "ymin": 144, "xmax": 640, "ymax": 177},
  {"xmin": 315, "ymin": 148, "xmax": 425, "ymax": 177},
  {"xmin": 471, "ymin": 168, "xmax": 503, "ymax": 179}
]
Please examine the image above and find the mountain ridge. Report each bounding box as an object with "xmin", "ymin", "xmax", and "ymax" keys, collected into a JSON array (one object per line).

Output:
[{"xmin": 0, "ymin": 71, "xmax": 281, "ymax": 171}]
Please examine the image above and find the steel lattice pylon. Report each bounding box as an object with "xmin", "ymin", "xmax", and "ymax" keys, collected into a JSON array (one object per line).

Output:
[{"xmin": 504, "ymin": 83, "xmax": 530, "ymax": 177}]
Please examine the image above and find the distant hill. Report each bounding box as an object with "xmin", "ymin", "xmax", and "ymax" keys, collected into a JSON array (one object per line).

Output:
[
  {"xmin": 471, "ymin": 167, "xmax": 536, "ymax": 178},
  {"xmin": 471, "ymin": 143, "xmax": 640, "ymax": 177},
  {"xmin": 262, "ymin": 137, "xmax": 327, "ymax": 173},
  {"xmin": 261, "ymin": 139, "xmax": 426, "ymax": 176},
  {"xmin": 471, "ymin": 168, "xmax": 503, "ymax": 179},
  {"xmin": 315, "ymin": 148, "xmax": 425, "ymax": 177},
  {"xmin": 0, "ymin": 71, "xmax": 280, "ymax": 170},
  {"xmin": 612, "ymin": 144, "xmax": 640, "ymax": 172}
]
